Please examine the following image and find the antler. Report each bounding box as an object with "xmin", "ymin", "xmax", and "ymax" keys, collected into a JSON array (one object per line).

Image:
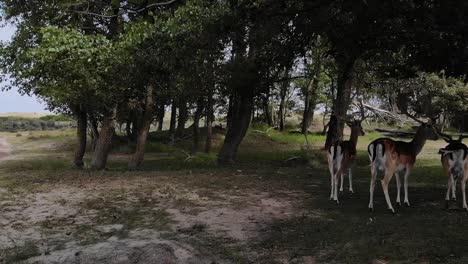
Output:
[
  {"xmin": 434, "ymin": 126, "xmax": 454, "ymax": 143},
  {"xmin": 396, "ymin": 92, "xmax": 426, "ymax": 124},
  {"xmin": 402, "ymin": 109, "xmax": 425, "ymax": 124},
  {"xmin": 357, "ymin": 99, "xmax": 369, "ymax": 122},
  {"xmin": 349, "ymin": 99, "xmax": 370, "ymax": 123},
  {"xmin": 434, "ymin": 126, "xmax": 468, "ymax": 143},
  {"xmin": 457, "ymin": 134, "xmax": 468, "ymax": 142}
]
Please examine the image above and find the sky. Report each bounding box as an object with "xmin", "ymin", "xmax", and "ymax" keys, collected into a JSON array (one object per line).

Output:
[{"xmin": 0, "ymin": 24, "xmax": 51, "ymax": 113}]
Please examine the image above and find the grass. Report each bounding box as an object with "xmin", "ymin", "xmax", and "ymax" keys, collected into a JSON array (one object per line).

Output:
[
  {"xmin": 0, "ymin": 124, "xmax": 467, "ymax": 263},
  {"xmin": 0, "ymin": 241, "xmax": 41, "ymax": 263}
]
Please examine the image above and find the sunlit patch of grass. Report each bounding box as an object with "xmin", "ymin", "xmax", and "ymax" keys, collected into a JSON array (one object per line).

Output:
[
  {"xmin": 78, "ymin": 192, "xmax": 173, "ymax": 241},
  {"xmin": 145, "ymin": 142, "xmax": 177, "ymax": 153},
  {"xmin": 0, "ymin": 158, "xmax": 71, "ymax": 172},
  {"xmin": 0, "ymin": 241, "xmax": 41, "ymax": 263}
]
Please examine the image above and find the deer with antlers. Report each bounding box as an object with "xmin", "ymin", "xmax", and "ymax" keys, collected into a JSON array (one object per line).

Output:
[
  {"xmin": 437, "ymin": 131, "xmax": 468, "ymax": 210},
  {"xmin": 367, "ymin": 115, "xmax": 438, "ymax": 213},
  {"xmin": 327, "ymin": 107, "xmax": 367, "ymax": 204}
]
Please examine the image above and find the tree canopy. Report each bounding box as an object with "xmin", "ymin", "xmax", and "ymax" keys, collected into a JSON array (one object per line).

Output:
[{"xmin": 1, "ymin": 0, "xmax": 468, "ymax": 168}]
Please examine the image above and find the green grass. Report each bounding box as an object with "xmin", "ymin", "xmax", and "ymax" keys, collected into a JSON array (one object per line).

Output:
[{"xmin": 0, "ymin": 241, "xmax": 41, "ymax": 263}]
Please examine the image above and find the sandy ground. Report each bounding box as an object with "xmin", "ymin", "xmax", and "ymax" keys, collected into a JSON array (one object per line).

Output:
[
  {"xmin": 0, "ymin": 138, "xmax": 12, "ymax": 161},
  {"xmin": 0, "ymin": 181, "xmax": 302, "ymax": 263},
  {"xmin": 0, "ymin": 136, "xmax": 305, "ymax": 263}
]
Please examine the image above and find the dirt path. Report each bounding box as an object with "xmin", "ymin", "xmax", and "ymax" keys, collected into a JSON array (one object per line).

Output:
[
  {"xmin": 0, "ymin": 172, "xmax": 306, "ymax": 263},
  {"xmin": 0, "ymin": 138, "xmax": 12, "ymax": 161}
]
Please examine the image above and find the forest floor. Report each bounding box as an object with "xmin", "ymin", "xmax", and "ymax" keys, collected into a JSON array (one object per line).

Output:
[{"xmin": 0, "ymin": 126, "xmax": 467, "ymax": 263}]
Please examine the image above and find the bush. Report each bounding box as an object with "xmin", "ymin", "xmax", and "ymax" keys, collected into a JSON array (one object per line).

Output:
[
  {"xmin": 0, "ymin": 116, "xmax": 75, "ymax": 132},
  {"xmin": 39, "ymin": 114, "xmax": 73, "ymax": 122}
]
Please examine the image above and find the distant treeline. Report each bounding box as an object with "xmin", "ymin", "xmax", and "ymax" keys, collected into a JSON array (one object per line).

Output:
[{"xmin": 0, "ymin": 115, "xmax": 75, "ymax": 132}]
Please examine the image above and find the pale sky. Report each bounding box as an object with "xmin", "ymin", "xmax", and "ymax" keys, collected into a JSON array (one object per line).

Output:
[{"xmin": 0, "ymin": 24, "xmax": 51, "ymax": 113}]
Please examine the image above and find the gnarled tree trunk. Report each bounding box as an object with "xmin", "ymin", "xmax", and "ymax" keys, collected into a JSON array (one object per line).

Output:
[
  {"xmin": 325, "ymin": 58, "xmax": 355, "ymax": 149},
  {"xmin": 302, "ymin": 55, "xmax": 321, "ymax": 134},
  {"xmin": 205, "ymin": 91, "xmax": 213, "ymax": 153},
  {"xmin": 89, "ymin": 115, "xmax": 99, "ymax": 151},
  {"xmin": 262, "ymin": 91, "xmax": 273, "ymax": 126},
  {"xmin": 91, "ymin": 107, "xmax": 117, "ymax": 170},
  {"xmin": 129, "ymin": 85, "xmax": 154, "ymax": 169},
  {"xmin": 192, "ymin": 98, "xmax": 204, "ymax": 153},
  {"xmin": 218, "ymin": 84, "xmax": 255, "ymax": 164},
  {"xmin": 169, "ymin": 100, "xmax": 177, "ymax": 144},
  {"xmin": 176, "ymin": 99, "xmax": 188, "ymax": 137},
  {"xmin": 156, "ymin": 103, "xmax": 165, "ymax": 131},
  {"xmin": 73, "ymin": 106, "xmax": 87, "ymax": 168}
]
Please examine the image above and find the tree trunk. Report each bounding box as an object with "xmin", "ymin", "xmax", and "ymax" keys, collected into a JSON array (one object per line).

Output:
[
  {"xmin": 278, "ymin": 80, "xmax": 288, "ymax": 132},
  {"xmin": 192, "ymin": 98, "xmax": 204, "ymax": 153},
  {"xmin": 157, "ymin": 103, "xmax": 165, "ymax": 131},
  {"xmin": 126, "ymin": 120, "xmax": 133, "ymax": 146},
  {"xmin": 226, "ymin": 95, "xmax": 233, "ymax": 129},
  {"xmin": 262, "ymin": 92, "xmax": 273, "ymax": 126},
  {"xmin": 325, "ymin": 58, "xmax": 355, "ymax": 149},
  {"xmin": 131, "ymin": 115, "xmax": 138, "ymax": 142},
  {"xmin": 176, "ymin": 99, "xmax": 188, "ymax": 137},
  {"xmin": 169, "ymin": 100, "xmax": 177, "ymax": 143},
  {"xmin": 218, "ymin": 91, "xmax": 254, "ymax": 164},
  {"xmin": 73, "ymin": 107, "xmax": 87, "ymax": 168},
  {"xmin": 129, "ymin": 85, "xmax": 154, "ymax": 169},
  {"xmin": 218, "ymin": 27, "xmax": 256, "ymax": 164},
  {"xmin": 302, "ymin": 54, "xmax": 322, "ymax": 133},
  {"xmin": 91, "ymin": 107, "xmax": 117, "ymax": 170},
  {"xmin": 89, "ymin": 116, "xmax": 99, "ymax": 151},
  {"xmin": 205, "ymin": 91, "xmax": 214, "ymax": 153}
]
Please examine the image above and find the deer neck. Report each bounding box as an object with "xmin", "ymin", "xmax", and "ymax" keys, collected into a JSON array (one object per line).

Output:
[
  {"xmin": 410, "ymin": 127, "xmax": 428, "ymax": 155},
  {"xmin": 349, "ymin": 127, "xmax": 360, "ymax": 147}
]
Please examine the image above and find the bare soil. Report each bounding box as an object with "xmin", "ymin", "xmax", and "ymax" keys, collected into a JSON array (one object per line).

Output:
[{"xmin": 0, "ymin": 135, "xmax": 306, "ymax": 263}]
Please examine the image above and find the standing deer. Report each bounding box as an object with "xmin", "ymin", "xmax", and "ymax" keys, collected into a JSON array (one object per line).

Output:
[
  {"xmin": 367, "ymin": 118, "xmax": 438, "ymax": 213},
  {"xmin": 327, "ymin": 119, "xmax": 366, "ymax": 204},
  {"xmin": 437, "ymin": 131, "xmax": 468, "ymax": 210}
]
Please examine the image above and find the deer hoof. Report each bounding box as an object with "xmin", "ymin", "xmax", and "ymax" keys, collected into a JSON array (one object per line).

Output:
[
  {"xmin": 368, "ymin": 207, "xmax": 374, "ymax": 213},
  {"xmin": 404, "ymin": 202, "xmax": 410, "ymax": 207},
  {"xmin": 388, "ymin": 208, "xmax": 396, "ymax": 214},
  {"xmin": 452, "ymin": 197, "xmax": 457, "ymax": 202},
  {"xmin": 445, "ymin": 200, "xmax": 450, "ymax": 209},
  {"xmin": 396, "ymin": 202, "xmax": 401, "ymax": 207}
]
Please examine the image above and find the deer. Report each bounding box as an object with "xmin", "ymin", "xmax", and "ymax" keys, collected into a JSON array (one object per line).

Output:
[
  {"xmin": 437, "ymin": 130, "xmax": 468, "ymax": 210},
  {"xmin": 327, "ymin": 113, "xmax": 366, "ymax": 204},
  {"xmin": 367, "ymin": 115, "xmax": 438, "ymax": 213}
]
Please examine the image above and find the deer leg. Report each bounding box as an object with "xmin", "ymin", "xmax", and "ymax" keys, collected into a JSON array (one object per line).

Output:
[
  {"xmin": 395, "ymin": 172, "xmax": 401, "ymax": 206},
  {"xmin": 348, "ymin": 168, "xmax": 354, "ymax": 193},
  {"xmin": 334, "ymin": 169, "xmax": 341, "ymax": 204},
  {"xmin": 451, "ymin": 175, "xmax": 457, "ymax": 201},
  {"xmin": 369, "ymin": 165, "xmax": 377, "ymax": 212},
  {"xmin": 328, "ymin": 155, "xmax": 334, "ymax": 200},
  {"xmin": 446, "ymin": 175, "xmax": 452, "ymax": 209},
  {"xmin": 403, "ymin": 168, "xmax": 411, "ymax": 207},
  {"xmin": 330, "ymin": 175, "xmax": 335, "ymax": 200},
  {"xmin": 340, "ymin": 170, "xmax": 344, "ymax": 193},
  {"xmin": 462, "ymin": 177, "xmax": 467, "ymax": 211},
  {"xmin": 381, "ymin": 171, "xmax": 395, "ymax": 213}
]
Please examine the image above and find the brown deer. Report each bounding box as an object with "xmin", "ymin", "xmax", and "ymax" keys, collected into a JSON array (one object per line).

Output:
[
  {"xmin": 367, "ymin": 118, "xmax": 438, "ymax": 213},
  {"xmin": 437, "ymin": 131, "xmax": 468, "ymax": 210},
  {"xmin": 327, "ymin": 119, "xmax": 365, "ymax": 204}
]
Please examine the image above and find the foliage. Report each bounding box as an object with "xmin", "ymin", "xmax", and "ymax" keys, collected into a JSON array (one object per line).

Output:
[{"xmin": 0, "ymin": 116, "xmax": 73, "ymax": 132}]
